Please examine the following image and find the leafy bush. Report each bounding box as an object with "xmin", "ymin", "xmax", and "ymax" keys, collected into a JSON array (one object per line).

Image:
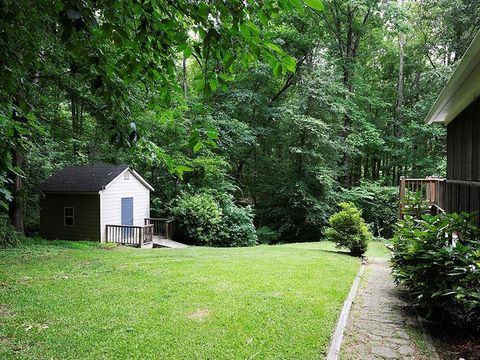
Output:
[
  {"xmin": 402, "ymin": 190, "xmax": 431, "ymax": 219},
  {"xmin": 216, "ymin": 200, "xmax": 257, "ymax": 247},
  {"xmin": 256, "ymin": 226, "xmax": 279, "ymax": 244},
  {"xmin": 171, "ymin": 192, "xmax": 222, "ymax": 246},
  {"xmin": 0, "ymin": 214, "xmax": 22, "ymax": 248},
  {"xmin": 325, "ymin": 202, "xmax": 372, "ymax": 256},
  {"xmin": 391, "ymin": 213, "xmax": 480, "ymax": 329},
  {"xmin": 171, "ymin": 191, "xmax": 257, "ymax": 247},
  {"xmin": 341, "ymin": 182, "xmax": 398, "ymax": 238}
]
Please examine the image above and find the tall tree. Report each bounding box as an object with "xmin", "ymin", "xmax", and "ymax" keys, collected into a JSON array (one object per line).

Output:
[
  {"xmin": 0, "ymin": 0, "xmax": 302, "ymax": 232},
  {"xmin": 318, "ymin": 0, "xmax": 378, "ymax": 187}
]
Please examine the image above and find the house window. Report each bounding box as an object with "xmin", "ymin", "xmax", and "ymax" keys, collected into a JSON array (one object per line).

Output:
[
  {"xmin": 64, "ymin": 207, "xmax": 75, "ymax": 227},
  {"xmin": 124, "ymin": 172, "xmax": 130, "ymax": 180}
]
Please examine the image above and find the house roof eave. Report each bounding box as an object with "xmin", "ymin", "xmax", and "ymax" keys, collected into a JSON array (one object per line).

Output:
[
  {"xmin": 425, "ymin": 29, "xmax": 480, "ymax": 125},
  {"xmin": 101, "ymin": 167, "xmax": 155, "ymax": 192}
]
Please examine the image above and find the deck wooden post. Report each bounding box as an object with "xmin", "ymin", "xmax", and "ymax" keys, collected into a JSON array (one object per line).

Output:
[
  {"xmin": 430, "ymin": 179, "xmax": 436, "ymax": 204},
  {"xmin": 139, "ymin": 227, "xmax": 144, "ymax": 248},
  {"xmin": 398, "ymin": 176, "xmax": 406, "ymax": 220}
]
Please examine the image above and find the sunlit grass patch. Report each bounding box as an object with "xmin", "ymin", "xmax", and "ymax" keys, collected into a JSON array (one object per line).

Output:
[{"xmin": 0, "ymin": 240, "xmax": 360, "ymax": 359}]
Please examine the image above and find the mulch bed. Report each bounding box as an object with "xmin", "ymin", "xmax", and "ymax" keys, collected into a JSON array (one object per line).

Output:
[{"xmin": 424, "ymin": 319, "xmax": 480, "ymax": 359}]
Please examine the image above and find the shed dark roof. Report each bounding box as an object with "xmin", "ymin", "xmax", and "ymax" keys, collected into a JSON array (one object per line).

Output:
[{"xmin": 39, "ymin": 165, "xmax": 129, "ymax": 192}]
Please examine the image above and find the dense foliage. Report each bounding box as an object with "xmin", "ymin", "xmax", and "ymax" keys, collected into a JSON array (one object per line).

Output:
[
  {"xmin": 171, "ymin": 191, "xmax": 257, "ymax": 247},
  {"xmin": 402, "ymin": 190, "xmax": 432, "ymax": 218},
  {"xmin": 391, "ymin": 213, "xmax": 480, "ymax": 329},
  {"xmin": 1, "ymin": 0, "xmax": 480, "ymax": 245},
  {"xmin": 171, "ymin": 192, "xmax": 223, "ymax": 246},
  {"xmin": 325, "ymin": 202, "xmax": 372, "ymax": 256},
  {"xmin": 341, "ymin": 183, "xmax": 398, "ymax": 238},
  {"xmin": 0, "ymin": 214, "xmax": 21, "ymax": 248}
]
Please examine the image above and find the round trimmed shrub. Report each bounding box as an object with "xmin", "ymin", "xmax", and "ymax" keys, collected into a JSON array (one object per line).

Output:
[{"xmin": 325, "ymin": 202, "xmax": 371, "ymax": 256}]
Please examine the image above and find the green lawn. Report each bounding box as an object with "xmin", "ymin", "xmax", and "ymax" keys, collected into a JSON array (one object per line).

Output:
[{"xmin": 0, "ymin": 240, "xmax": 385, "ymax": 359}]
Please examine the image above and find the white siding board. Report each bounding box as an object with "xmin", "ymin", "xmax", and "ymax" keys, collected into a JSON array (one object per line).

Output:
[{"xmin": 99, "ymin": 170, "xmax": 150, "ymax": 242}]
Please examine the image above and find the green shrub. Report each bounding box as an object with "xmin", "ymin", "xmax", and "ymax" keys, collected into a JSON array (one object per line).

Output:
[
  {"xmin": 256, "ymin": 226, "xmax": 279, "ymax": 244},
  {"xmin": 341, "ymin": 182, "xmax": 397, "ymax": 238},
  {"xmin": 402, "ymin": 190, "xmax": 431, "ymax": 219},
  {"xmin": 171, "ymin": 192, "xmax": 222, "ymax": 246},
  {"xmin": 0, "ymin": 214, "xmax": 22, "ymax": 248},
  {"xmin": 171, "ymin": 191, "xmax": 257, "ymax": 247},
  {"xmin": 325, "ymin": 202, "xmax": 371, "ymax": 256},
  {"xmin": 391, "ymin": 213, "xmax": 480, "ymax": 329},
  {"xmin": 216, "ymin": 200, "xmax": 257, "ymax": 247}
]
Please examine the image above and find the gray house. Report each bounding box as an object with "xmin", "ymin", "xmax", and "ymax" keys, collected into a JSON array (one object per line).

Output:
[
  {"xmin": 39, "ymin": 165, "xmax": 154, "ymax": 242},
  {"xmin": 424, "ymin": 29, "xmax": 480, "ymax": 217}
]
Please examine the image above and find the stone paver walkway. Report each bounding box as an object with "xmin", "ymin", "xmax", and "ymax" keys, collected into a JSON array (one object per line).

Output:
[{"xmin": 341, "ymin": 258, "xmax": 436, "ymax": 360}]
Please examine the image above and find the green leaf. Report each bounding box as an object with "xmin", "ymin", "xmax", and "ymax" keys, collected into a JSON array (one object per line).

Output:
[
  {"xmin": 266, "ymin": 42, "xmax": 282, "ymax": 53},
  {"xmin": 240, "ymin": 23, "xmax": 251, "ymax": 39},
  {"xmin": 283, "ymin": 56, "xmax": 296, "ymax": 72},
  {"xmin": 183, "ymin": 47, "xmax": 192, "ymax": 58},
  {"xmin": 304, "ymin": 0, "xmax": 324, "ymax": 11},
  {"xmin": 198, "ymin": 3, "xmax": 209, "ymax": 18},
  {"xmin": 209, "ymin": 78, "xmax": 218, "ymax": 91},
  {"xmin": 219, "ymin": 73, "xmax": 234, "ymax": 81},
  {"xmin": 175, "ymin": 165, "xmax": 193, "ymax": 174},
  {"xmin": 193, "ymin": 142, "xmax": 202, "ymax": 153},
  {"xmin": 259, "ymin": 10, "xmax": 269, "ymax": 26},
  {"xmin": 290, "ymin": 0, "xmax": 304, "ymax": 11},
  {"xmin": 206, "ymin": 128, "xmax": 218, "ymax": 139},
  {"xmin": 273, "ymin": 62, "xmax": 283, "ymax": 77},
  {"xmin": 224, "ymin": 54, "xmax": 235, "ymax": 70}
]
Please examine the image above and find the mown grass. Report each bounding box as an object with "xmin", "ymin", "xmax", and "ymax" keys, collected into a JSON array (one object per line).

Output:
[{"xmin": 0, "ymin": 239, "xmax": 372, "ymax": 359}]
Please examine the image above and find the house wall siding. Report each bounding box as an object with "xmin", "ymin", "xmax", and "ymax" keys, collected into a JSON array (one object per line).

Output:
[
  {"xmin": 446, "ymin": 96, "xmax": 480, "ymax": 216},
  {"xmin": 40, "ymin": 193, "xmax": 100, "ymax": 241},
  {"xmin": 99, "ymin": 170, "xmax": 150, "ymax": 242}
]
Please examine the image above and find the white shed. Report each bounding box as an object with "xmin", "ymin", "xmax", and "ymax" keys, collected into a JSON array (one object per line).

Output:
[{"xmin": 39, "ymin": 165, "xmax": 154, "ymax": 243}]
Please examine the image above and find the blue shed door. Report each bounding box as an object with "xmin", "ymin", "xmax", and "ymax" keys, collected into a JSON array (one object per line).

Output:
[{"xmin": 121, "ymin": 197, "xmax": 134, "ymax": 225}]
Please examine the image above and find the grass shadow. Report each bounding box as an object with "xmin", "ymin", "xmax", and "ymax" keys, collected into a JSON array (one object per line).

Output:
[{"xmin": 304, "ymin": 248, "xmax": 360, "ymax": 258}]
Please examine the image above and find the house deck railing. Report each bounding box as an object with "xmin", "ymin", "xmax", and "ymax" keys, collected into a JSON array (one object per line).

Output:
[
  {"xmin": 398, "ymin": 176, "xmax": 446, "ymax": 219},
  {"xmin": 144, "ymin": 218, "xmax": 175, "ymax": 239},
  {"xmin": 105, "ymin": 224, "xmax": 153, "ymax": 247}
]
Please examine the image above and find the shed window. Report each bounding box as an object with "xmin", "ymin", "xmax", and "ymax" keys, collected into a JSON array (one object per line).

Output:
[
  {"xmin": 64, "ymin": 207, "xmax": 75, "ymax": 227},
  {"xmin": 124, "ymin": 172, "xmax": 130, "ymax": 180}
]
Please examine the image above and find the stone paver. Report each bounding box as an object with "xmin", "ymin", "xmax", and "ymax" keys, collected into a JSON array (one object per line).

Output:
[{"xmin": 341, "ymin": 258, "xmax": 433, "ymax": 360}]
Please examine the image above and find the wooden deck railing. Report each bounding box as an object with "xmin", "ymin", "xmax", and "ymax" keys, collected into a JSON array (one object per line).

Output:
[
  {"xmin": 105, "ymin": 224, "xmax": 154, "ymax": 247},
  {"xmin": 144, "ymin": 218, "xmax": 175, "ymax": 239},
  {"xmin": 398, "ymin": 176, "xmax": 446, "ymax": 219}
]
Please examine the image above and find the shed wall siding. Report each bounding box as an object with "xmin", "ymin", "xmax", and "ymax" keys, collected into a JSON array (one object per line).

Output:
[
  {"xmin": 100, "ymin": 170, "xmax": 150, "ymax": 242},
  {"xmin": 40, "ymin": 194, "xmax": 100, "ymax": 241},
  {"xmin": 446, "ymin": 96, "xmax": 480, "ymax": 216}
]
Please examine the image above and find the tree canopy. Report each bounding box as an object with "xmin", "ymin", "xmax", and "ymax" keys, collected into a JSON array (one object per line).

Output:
[{"xmin": 1, "ymin": 0, "xmax": 479, "ymax": 243}]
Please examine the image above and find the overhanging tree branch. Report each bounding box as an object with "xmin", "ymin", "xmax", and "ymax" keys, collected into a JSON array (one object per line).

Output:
[{"xmin": 270, "ymin": 53, "xmax": 308, "ymax": 102}]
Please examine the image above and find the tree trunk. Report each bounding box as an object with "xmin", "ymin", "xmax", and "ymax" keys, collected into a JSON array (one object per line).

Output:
[
  {"xmin": 298, "ymin": 129, "xmax": 306, "ymax": 176},
  {"xmin": 341, "ymin": 67, "xmax": 353, "ymax": 188},
  {"xmin": 395, "ymin": 0, "xmax": 405, "ymax": 137},
  {"xmin": 71, "ymin": 96, "xmax": 79, "ymax": 159},
  {"xmin": 235, "ymin": 160, "xmax": 245, "ymax": 183},
  {"xmin": 8, "ymin": 101, "xmax": 26, "ymax": 234},
  {"xmin": 182, "ymin": 55, "xmax": 187, "ymax": 98}
]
